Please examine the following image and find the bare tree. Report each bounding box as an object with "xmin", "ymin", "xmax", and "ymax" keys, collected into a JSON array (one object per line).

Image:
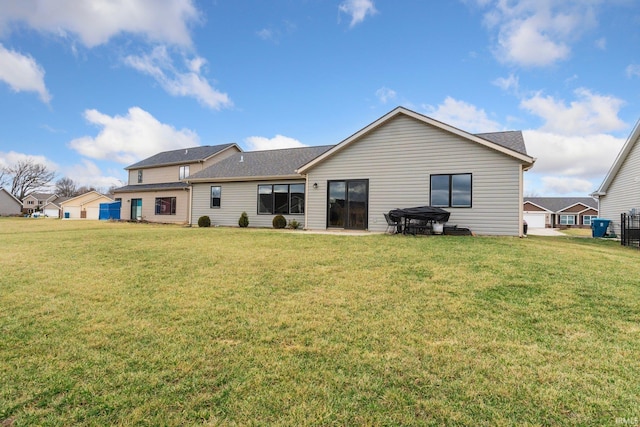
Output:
[
  {"xmin": 4, "ymin": 160, "xmax": 56, "ymax": 200},
  {"xmin": 0, "ymin": 169, "xmax": 7, "ymax": 189},
  {"xmin": 75, "ymin": 185, "xmax": 97, "ymax": 195},
  {"xmin": 55, "ymin": 177, "xmax": 78, "ymax": 197}
]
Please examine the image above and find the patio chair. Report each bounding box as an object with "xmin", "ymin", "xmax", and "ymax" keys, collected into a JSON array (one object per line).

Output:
[{"xmin": 383, "ymin": 212, "xmax": 402, "ymax": 234}]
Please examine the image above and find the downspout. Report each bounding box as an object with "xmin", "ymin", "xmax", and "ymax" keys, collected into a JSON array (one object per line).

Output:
[
  {"xmin": 186, "ymin": 182, "xmax": 192, "ymax": 226},
  {"xmin": 519, "ymin": 163, "xmax": 525, "ymax": 237},
  {"xmin": 303, "ymin": 174, "xmax": 309, "ymax": 230}
]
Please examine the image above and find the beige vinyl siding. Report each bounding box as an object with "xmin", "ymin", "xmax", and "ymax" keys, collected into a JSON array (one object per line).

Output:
[
  {"xmin": 128, "ymin": 165, "xmax": 189, "ymax": 185},
  {"xmin": 127, "ymin": 148, "xmax": 239, "ymax": 185},
  {"xmin": 0, "ymin": 191, "xmax": 21, "ymax": 215},
  {"xmin": 305, "ymin": 115, "xmax": 525, "ymax": 236},
  {"xmin": 599, "ymin": 132, "xmax": 640, "ymax": 235},
  {"xmin": 191, "ymin": 180, "xmax": 306, "ymax": 228},
  {"xmin": 119, "ymin": 190, "xmax": 190, "ymax": 224}
]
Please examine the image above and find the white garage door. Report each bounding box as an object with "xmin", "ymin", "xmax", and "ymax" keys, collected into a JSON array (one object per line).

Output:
[
  {"xmin": 524, "ymin": 213, "xmax": 546, "ymax": 228},
  {"xmin": 44, "ymin": 208, "xmax": 59, "ymax": 218}
]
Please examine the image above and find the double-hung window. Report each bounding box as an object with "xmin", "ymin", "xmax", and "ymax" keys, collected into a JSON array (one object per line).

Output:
[
  {"xmin": 582, "ymin": 215, "xmax": 596, "ymax": 226},
  {"xmin": 137, "ymin": 170, "xmax": 143, "ymax": 183},
  {"xmin": 430, "ymin": 173, "xmax": 472, "ymax": 208},
  {"xmin": 155, "ymin": 197, "xmax": 176, "ymax": 215},
  {"xmin": 179, "ymin": 165, "xmax": 190, "ymax": 180},
  {"xmin": 210, "ymin": 186, "xmax": 221, "ymax": 208},
  {"xmin": 258, "ymin": 184, "xmax": 305, "ymax": 214}
]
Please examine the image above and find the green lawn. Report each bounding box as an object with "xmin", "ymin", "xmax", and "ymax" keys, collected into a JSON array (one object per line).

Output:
[{"xmin": 1, "ymin": 218, "xmax": 639, "ymax": 426}]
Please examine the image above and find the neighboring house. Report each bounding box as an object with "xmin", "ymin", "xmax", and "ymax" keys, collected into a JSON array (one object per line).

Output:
[
  {"xmin": 0, "ymin": 188, "xmax": 22, "ymax": 216},
  {"xmin": 523, "ymin": 197, "xmax": 598, "ymax": 229},
  {"xmin": 592, "ymin": 118, "xmax": 640, "ymax": 236},
  {"xmin": 113, "ymin": 144, "xmax": 241, "ymax": 223},
  {"xmin": 187, "ymin": 107, "xmax": 535, "ymax": 236},
  {"xmin": 42, "ymin": 196, "xmax": 72, "ymax": 218},
  {"xmin": 22, "ymin": 192, "xmax": 57, "ymax": 214},
  {"xmin": 61, "ymin": 191, "xmax": 114, "ymax": 220}
]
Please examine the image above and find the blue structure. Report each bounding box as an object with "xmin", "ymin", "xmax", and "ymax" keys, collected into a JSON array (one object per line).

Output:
[
  {"xmin": 99, "ymin": 201, "xmax": 121, "ymax": 220},
  {"xmin": 591, "ymin": 218, "xmax": 611, "ymax": 238}
]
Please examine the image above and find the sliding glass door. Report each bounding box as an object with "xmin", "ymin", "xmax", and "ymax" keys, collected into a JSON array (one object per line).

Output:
[{"xmin": 327, "ymin": 180, "xmax": 368, "ymax": 230}]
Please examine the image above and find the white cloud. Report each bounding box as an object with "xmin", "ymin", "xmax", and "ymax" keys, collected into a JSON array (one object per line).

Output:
[
  {"xmin": 539, "ymin": 176, "xmax": 596, "ymax": 195},
  {"xmin": 0, "ymin": 0, "xmax": 199, "ymax": 48},
  {"xmin": 339, "ymin": 0, "xmax": 377, "ymax": 27},
  {"xmin": 493, "ymin": 73, "xmax": 519, "ymax": 93},
  {"xmin": 626, "ymin": 64, "xmax": 640, "ymax": 78},
  {"xmin": 375, "ymin": 87, "xmax": 397, "ymax": 104},
  {"xmin": 0, "ymin": 43, "xmax": 51, "ymax": 103},
  {"xmin": 595, "ymin": 37, "xmax": 606, "ymax": 50},
  {"xmin": 0, "ymin": 151, "xmax": 58, "ymax": 171},
  {"xmin": 62, "ymin": 159, "xmax": 123, "ymax": 189},
  {"xmin": 523, "ymin": 130, "xmax": 624, "ymax": 179},
  {"xmin": 424, "ymin": 97, "xmax": 501, "ymax": 133},
  {"xmin": 520, "ymin": 88, "xmax": 626, "ymax": 136},
  {"xmin": 124, "ymin": 46, "xmax": 232, "ymax": 110},
  {"xmin": 256, "ymin": 21, "xmax": 296, "ymax": 43},
  {"xmin": 477, "ymin": 0, "xmax": 598, "ymax": 67},
  {"xmin": 244, "ymin": 135, "xmax": 306, "ymax": 151},
  {"xmin": 68, "ymin": 107, "xmax": 199, "ymax": 165}
]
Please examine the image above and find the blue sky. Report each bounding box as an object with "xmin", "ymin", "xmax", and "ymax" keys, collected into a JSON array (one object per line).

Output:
[{"xmin": 0, "ymin": 0, "xmax": 639, "ymax": 196}]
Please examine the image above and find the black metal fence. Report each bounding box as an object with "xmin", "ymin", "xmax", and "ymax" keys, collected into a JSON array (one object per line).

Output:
[{"xmin": 621, "ymin": 213, "xmax": 640, "ymax": 248}]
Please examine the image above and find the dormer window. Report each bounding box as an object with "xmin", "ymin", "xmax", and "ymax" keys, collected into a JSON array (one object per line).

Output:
[
  {"xmin": 137, "ymin": 170, "xmax": 143, "ymax": 183},
  {"xmin": 179, "ymin": 165, "xmax": 190, "ymax": 180}
]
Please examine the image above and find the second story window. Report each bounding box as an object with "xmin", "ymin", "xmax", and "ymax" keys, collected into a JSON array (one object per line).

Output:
[
  {"xmin": 137, "ymin": 170, "xmax": 143, "ymax": 183},
  {"xmin": 179, "ymin": 165, "xmax": 190, "ymax": 180}
]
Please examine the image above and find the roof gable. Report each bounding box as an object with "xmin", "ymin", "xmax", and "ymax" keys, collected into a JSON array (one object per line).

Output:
[
  {"xmin": 593, "ymin": 117, "xmax": 640, "ymax": 196},
  {"xmin": 187, "ymin": 145, "xmax": 334, "ymax": 181},
  {"xmin": 24, "ymin": 192, "xmax": 57, "ymax": 202},
  {"xmin": 60, "ymin": 191, "xmax": 113, "ymax": 206},
  {"xmin": 524, "ymin": 197, "xmax": 598, "ymax": 213},
  {"xmin": 1, "ymin": 188, "xmax": 22, "ymax": 205},
  {"xmin": 297, "ymin": 107, "xmax": 535, "ymax": 174},
  {"xmin": 125, "ymin": 143, "xmax": 240, "ymax": 170}
]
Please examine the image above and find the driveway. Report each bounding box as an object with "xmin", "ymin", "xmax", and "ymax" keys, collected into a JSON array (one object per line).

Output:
[{"xmin": 526, "ymin": 227, "xmax": 565, "ymax": 236}]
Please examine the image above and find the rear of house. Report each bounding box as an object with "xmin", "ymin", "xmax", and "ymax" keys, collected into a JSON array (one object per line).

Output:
[
  {"xmin": 185, "ymin": 107, "xmax": 534, "ymax": 236},
  {"xmin": 298, "ymin": 108, "xmax": 534, "ymax": 236}
]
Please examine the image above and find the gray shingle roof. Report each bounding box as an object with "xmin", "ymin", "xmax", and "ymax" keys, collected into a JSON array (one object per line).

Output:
[
  {"xmin": 475, "ymin": 131, "xmax": 527, "ymax": 155},
  {"xmin": 188, "ymin": 145, "xmax": 334, "ymax": 180},
  {"xmin": 113, "ymin": 182, "xmax": 189, "ymax": 193},
  {"xmin": 125, "ymin": 144, "xmax": 237, "ymax": 170},
  {"xmin": 524, "ymin": 197, "xmax": 598, "ymax": 212}
]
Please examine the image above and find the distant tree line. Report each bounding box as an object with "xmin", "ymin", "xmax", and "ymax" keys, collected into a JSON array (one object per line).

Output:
[{"xmin": 0, "ymin": 159, "xmax": 118, "ymax": 201}]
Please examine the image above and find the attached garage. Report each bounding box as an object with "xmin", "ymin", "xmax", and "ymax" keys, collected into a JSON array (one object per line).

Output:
[{"xmin": 524, "ymin": 213, "xmax": 546, "ymax": 228}]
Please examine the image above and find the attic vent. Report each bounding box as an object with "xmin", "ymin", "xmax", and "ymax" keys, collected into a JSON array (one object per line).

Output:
[{"xmin": 240, "ymin": 155, "xmax": 244, "ymax": 162}]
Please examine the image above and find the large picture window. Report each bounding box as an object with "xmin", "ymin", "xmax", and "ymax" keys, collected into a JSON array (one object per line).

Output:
[
  {"xmin": 430, "ymin": 173, "xmax": 472, "ymax": 208},
  {"xmin": 560, "ymin": 215, "xmax": 575, "ymax": 225},
  {"xmin": 258, "ymin": 184, "xmax": 305, "ymax": 214},
  {"xmin": 155, "ymin": 197, "xmax": 176, "ymax": 215},
  {"xmin": 210, "ymin": 186, "xmax": 221, "ymax": 208}
]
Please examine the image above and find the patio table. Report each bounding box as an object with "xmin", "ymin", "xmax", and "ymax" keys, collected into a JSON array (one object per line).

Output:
[{"xmin": 388, "ymin": 206, "xmax": 450, "ymax": 235}]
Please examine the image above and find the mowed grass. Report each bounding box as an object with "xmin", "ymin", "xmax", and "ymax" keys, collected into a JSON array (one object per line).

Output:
[{"xmin": 1, "ymin": 218, "xmax": 639, "ymax": 426}]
